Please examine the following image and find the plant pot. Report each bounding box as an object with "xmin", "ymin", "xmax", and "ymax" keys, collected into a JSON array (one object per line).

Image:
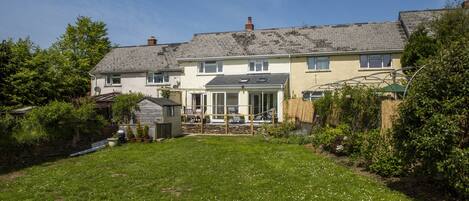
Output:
[
  {"xmin": 128, "ymin": 138, "xmax": 136, "ymax": 142},
  {"xmin": 143, "ymin": 138, "xmax": 152, "ymax": 143},
  {"xmin": 135, "ymin": 137, "xmax": 142, "ymax": 142},
  {"xmin": 107, "ymin": 138, "xmax": 119, "ymax": 147}
]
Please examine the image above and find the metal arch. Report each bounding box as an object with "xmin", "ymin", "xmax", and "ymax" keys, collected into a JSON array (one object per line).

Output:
[{"xmin": 305, "ymin": 67, "xmax": 415, "ymax": 92}]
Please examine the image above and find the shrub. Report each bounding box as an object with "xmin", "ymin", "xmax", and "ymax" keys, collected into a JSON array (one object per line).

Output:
[
  {"xmin": 368, "ymin": 154, "xmax": 403, "ymax": 177},
  {"xmin": 126, "ymin": 125, "xmax": 134, "ymax": 139},
  {"xmin": 143, "ymin": 125, "xmax": 150, "ymax": 139},
  {"xmin": 312, "ymin": 124, "xmax": 350, "ymax": 153},
  {"xmin": 0, "ymin": 113, "xmax": 17, "ymax": 148},
  {"xmin": 13, "ymin": 100, "xmax": 106, "ymax": 144},
  {"xmin": 260, "ymin": 122, "xmax": 296, "ymax": 138},
  {"xmin": 161, "ymin": 89, "xmax": 170, "ymax": 99},
  {"xmin": 437, "ymin": 148, "xmax": 469, "ymax": 197},
  {"xmin": 135, "ymin": 122, "xmax": 143, "ymax": 138},
  {"xmin": 112, "ymin": 93, "xmax": 144, "ymax": 123}
]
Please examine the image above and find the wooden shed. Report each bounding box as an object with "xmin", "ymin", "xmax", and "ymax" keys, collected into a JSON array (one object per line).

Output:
[{"xmin": 134, "ymin": 97, "xmax": 182, "ymax": 138}]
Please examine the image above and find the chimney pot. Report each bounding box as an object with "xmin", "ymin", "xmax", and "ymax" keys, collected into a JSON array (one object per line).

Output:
[
  {"xmin": 147, "ymin": 36, "xmax": 157, "ymax": 46},
  {"xmin": 245, "ymin": 16, "xmax": 254, "ymax": 31}
]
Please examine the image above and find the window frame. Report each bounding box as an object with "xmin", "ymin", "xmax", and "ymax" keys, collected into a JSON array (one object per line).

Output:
[
  {"xmin": 307, "ymin": 56, "xmax": 330, "ymax": 71},
  {"xmin": 105, "ymin": 74, "xmax": 121, "ymax": 86},
  {"xmin": 147, "ymin": 72, "xmax": 170, "ymax": 85},
  {"xmin": 165, "ymin": 106, "xmax": 175, "ymax": 117},
  {"xmin": 359, "ymin": 54, "xmax": 392, "ymax": 69},
  {"xmin": 198, "ymin": 61, "xmax": 223, "ymax": 74},
  {"xmin": 248, "ymin": 59, "xmax": 269, "ymax": 73}
]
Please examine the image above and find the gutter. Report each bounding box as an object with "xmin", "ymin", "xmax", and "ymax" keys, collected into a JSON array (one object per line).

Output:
[
  {"xmin": 176, "ymin": 49, "xmax": 404, "ymax": 62},
  {"xmin": 88, "ymin": 72, "xmax": 98, "ymax": 95}
]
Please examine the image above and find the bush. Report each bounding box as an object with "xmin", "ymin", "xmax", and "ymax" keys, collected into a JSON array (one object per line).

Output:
[
  {"xmin": 136, "ymin": 122, "xmax": 143, "ymax": 138},
  {"xmin": 312, "ymin": 124, "xmax": 350, "ymax": 153},
  {"xmin": 368, "ymin": 154, "xmax": 403, "ymax": 177},
  {"xmin": 437, "ymin": 148, "xmax": 469, "ymax": 196},
  {"xmin": 13, "ymin": 100, "xmax": 106, "ymax": 144},
  {"xmin": 143, "ymin": 125, "xmax": 150, "ymax": 139},
  {"xmin": 0, "ymin": 113, "xmax": 17, "ymax": 148},
  {"xmin": 112, "ymin": 93, "xmax": 143, "ymax": 123},
  {"xmin": 126, "ymin": 125, "xmax": 134, "ymax": 139},
  {"xmin": 259, "ymin": 122, "xmax": 296, "ymax": 138}
]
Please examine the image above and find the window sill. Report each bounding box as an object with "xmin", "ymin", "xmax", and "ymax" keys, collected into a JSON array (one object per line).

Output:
[
  {"xmin": 305, "ymin": 69, "xmax": 331, "ymax": 73},
  {"xmin": 358, "ymin": 67, "xmax": 394, "ymax": 71},
  {"xmin": 247, "ymin": 71, "xmax": 269, "ymax": 74},
  {"xmin": 146, "ymin": 83, "xmax": 171, "ymax": 86},
  {"xmin": 197, "ymin": 73, "xmax": 223, "ymax": 76},
  {"xmin": 104, "ymin": 85, "xmax": 122, "ymax": 87}
]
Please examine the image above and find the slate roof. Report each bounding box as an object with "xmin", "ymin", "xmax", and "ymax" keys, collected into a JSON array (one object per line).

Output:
[
  {"xmin": 399, "ymin": 9, "xmax": 448, "ymax": 37},
  {"xmin": 179, "ymin": 22, "xmax": 406, "ymax": 60},
  {"xmin": 143, "ymin": 97, "xmax": 181, "ymax": 106},
  {"xmin": 90, "ymin": 43, "xmax": 188, "ymax": 74},
  {"xmin": 205, "ymin": 73, "xmax": 289, "ymax": 89}
]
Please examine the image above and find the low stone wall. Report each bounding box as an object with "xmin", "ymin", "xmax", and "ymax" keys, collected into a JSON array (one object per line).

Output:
[{"xmin": 182, "ymin": 123, "xmax": 262, "ymax": 135}]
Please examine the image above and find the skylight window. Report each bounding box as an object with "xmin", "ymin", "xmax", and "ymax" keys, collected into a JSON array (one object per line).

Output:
[{"xmin": 239, "ymin": 78, "xmax": 249, "ymax": 83}]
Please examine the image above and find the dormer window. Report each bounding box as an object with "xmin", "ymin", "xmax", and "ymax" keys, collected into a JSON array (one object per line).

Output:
[
  {"xmin": 147, "ymin": 72, "xmax": 169, "ymax": 84},
  {"xmin": 249, "ymin": 60, "xmax": 268, "ymax": 72},
  {"xmin": 199, "ymin": 61, "xmax": 223, "ymax": 74},
  {"xmin": 105, "ymin": 74, "xmax": 121, "ymax": 86}
]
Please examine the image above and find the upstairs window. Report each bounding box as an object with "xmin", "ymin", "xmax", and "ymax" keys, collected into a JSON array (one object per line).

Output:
[
  {"xmin": 308, "ymin": 57, "xmax": 330, "ymax": 70},
  {"xmin": 147, "ymin": 72, "xmax": 169, "ymax": 84},
  {"xmin": 199, "ymin": 61, "xmax": 223, "ymax": 73},
  {"xmin": 249, "ymin": 60, "xmax": 269, "ymax": 72},
  {"xmin": 105, "ymin": 74, "xmax": 121, "ymax": 86},
  {"xmin": 360, "ymin": 54, "xmax": 392, "ymax": 68}
]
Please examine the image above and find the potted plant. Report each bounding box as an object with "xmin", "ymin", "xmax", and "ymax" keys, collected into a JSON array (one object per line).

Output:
[
  {"xmin": 143, "ymin": 125, "xmax": 152, "ymax": 143},
  {"xmin": 108, "ymin": 132, "xmax": 119, "ymax": 147},
  {"xmin": 126, "ymin": 125, "xmax": 136, "ymax": 142},
  {"xmin": 135, "ymin": 122, "xmax": 144, "ymax": 142}
]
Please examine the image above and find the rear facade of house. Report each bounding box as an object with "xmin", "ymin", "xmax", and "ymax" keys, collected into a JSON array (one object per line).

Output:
[{"xmin": 89, "ymin": 8, "xmax": 447, "ymax": 123}]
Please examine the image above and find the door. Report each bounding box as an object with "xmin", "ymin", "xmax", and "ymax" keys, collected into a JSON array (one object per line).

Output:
[{"xmin": 212, "ymin": 93, "xmax": 225, "ymax": 119}]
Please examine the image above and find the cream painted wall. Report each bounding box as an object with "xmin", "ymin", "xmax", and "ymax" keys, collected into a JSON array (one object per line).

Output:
[
  {"xmin": 91, "ymin": 72, "xmax": 181, "ymax": 97},
  {"xmin": 289, "ymin": 54, "xmax": 402, "ymax": 98}
]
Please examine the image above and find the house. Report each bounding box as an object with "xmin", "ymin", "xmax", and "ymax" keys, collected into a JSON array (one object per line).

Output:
[{"xmin": 90, "ymin": 7, "xmax": 453, "ymax": 123}]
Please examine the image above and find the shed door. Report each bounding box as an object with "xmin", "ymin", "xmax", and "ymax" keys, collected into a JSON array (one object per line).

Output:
[{"xmin": 156, "ymin": 123, "xmax": 172, "ymax": 139}]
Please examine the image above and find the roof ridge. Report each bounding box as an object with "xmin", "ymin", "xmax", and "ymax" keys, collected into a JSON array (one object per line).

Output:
[
  {"xmin": 399, "ymin": 8, "xmax": 452, "ymax": 14},
  {"xmin": 193, "ymin": 21, "xmax": 400, "ymax": 36},
  {"xmin": 113, "ymin": 42, "xmax": 188, "ymax": 49}
]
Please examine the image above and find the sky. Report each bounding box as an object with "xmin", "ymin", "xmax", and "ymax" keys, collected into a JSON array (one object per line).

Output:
[{"xmin": 0, "ymin": 0, "xmax": 448, "ymax": 48}]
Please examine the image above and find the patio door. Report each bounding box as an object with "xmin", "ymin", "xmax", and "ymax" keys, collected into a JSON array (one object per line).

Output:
[
  {"xmin": 191, "ymin": 93, "xmax": 207, "ymax": 113},
  {"xmin": 249, "ymin": 92, "xmax": 276, "ymax": 120},
  {"xmin": 212, "ymin": 93, "xmax": 225, "ymax": 119}
]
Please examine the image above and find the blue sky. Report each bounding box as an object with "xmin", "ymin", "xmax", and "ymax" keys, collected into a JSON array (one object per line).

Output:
[{"xmin": 0, "ymin": 0, "xmax": 447, "ymax": 48}]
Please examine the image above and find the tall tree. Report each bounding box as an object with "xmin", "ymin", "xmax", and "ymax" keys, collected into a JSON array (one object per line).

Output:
[{"xmin": 53, "ymin": 16, "xmax": 111, "ymax": 97}]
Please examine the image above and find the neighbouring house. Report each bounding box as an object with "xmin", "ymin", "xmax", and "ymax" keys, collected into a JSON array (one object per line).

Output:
[
  {"xmin": 134, "ymin": 97, "xmax": 182, "ymax": 138},
  {"xmin": 89, "ymin": 7, "xmax": 457, "ymax": 123}
]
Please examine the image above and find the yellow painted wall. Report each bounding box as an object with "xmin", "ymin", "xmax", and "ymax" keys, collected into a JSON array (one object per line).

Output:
[{"xmin": 290, "ymin": 54, "xmax": 402, "ymax": 98}]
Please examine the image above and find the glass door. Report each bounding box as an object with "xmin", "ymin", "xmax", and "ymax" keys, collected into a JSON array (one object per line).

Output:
[{"xmin": 212, "ymin": 93, "xmax": 225, "ymax": 119}]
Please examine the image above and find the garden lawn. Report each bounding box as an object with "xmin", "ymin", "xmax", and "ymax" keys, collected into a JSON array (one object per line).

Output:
[{"xmin": 0, "ymin": 136, "xmax": 410, "ymax": 200}]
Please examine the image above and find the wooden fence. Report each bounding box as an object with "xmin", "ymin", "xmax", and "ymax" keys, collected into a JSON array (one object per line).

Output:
[
  {"xmin": 381, "ymin": 100, "xmax": 402, "ymax": 134},
  {"xmin": 283, "ymin": 99, "xmax": 314, "ymax": 123}
]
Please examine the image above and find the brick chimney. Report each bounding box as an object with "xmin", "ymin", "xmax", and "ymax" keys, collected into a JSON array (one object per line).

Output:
[
  {"xmin": 463, "ymin": 0, "xmax": 469, "ymax": 8},
  {"xmin": 147, "ymin": 36, "xmax": 157, "ymax": 46},
  {"xmin": 245, "ymin": 17, "xmax": 254, "ymax": 31}
]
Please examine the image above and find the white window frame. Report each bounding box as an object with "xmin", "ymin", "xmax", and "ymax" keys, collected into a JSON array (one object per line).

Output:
[
  {"xmin": 248, "ymin": 59, "xmax": 269, "ymax": 73},
  {"xmin": 147, "ymin": 72, "xmax": 169, "ymax": 85},
  {"xmin": 105, "ymin": 74, "xmax": 121, "ymax": 86},
  {"xmin": 359, "ymin": 54, "xmax": 392, "ymax": 69},
  {"xmin": 165, "ymin": 106, "xmax": 175, "ymax": 117},
  {"xmin": 307, "ymin": 56, "xmax": 330, "ymax": 71},
  {"xmin": 198, "ymin": 61, "xmax": 223, "ymax": 74}
]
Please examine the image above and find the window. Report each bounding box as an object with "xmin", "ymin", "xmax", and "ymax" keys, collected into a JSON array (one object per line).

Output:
[
  {"xmin": 360, "ymin": 54, "xmax": 392, "ymax": 68},
  {"xmin": 308, "ymin": 57, "xmax": 330, "ymax": 70},
  {"xmin": 147, "ymin": 72, "xmax": 169, "ymax": 84},
  {"xmin": 105, "ymin": 74, "xmax": 121, "ymax": 86},
  {"xmin": 212, "ymin": 93, "xmax": 225, "ymax": 119},
  {"xmin": 199, "ymin": 61, "xmax": 223, "ymax": 73},
  {"xmin": 165, "ymin": 106, "xmax": 175, "ymax": 117},
  {"xmin": 249, "ymin": 60, "xmax": 268, "ymax": 72}
]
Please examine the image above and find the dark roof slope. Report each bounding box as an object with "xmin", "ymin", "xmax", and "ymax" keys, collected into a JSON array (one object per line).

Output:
[
  {"xmin": 206, "ymin": 73, "xmax": 289, "ymax": 88},
  {"xmin": 91, "ymin": 43, "xmax": 188, "ymax": 74},
  {"xmin": 180, "ymin": 22, "xmax": 406, "ymax": 59},
  {"xmin": 143, "ymin": 97, "xmax": 181, "ymax": 106},
  {"xmin": 399, "ymin": 9, "xmax": 448, "ymax": 37}
]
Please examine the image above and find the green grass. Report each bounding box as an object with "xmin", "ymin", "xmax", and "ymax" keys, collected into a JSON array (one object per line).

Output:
[{"xmin": 0, "ymin": 136, "xmax": 410, "ymax": 200}]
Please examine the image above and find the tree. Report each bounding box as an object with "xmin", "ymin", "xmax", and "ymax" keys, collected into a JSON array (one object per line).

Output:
[
  {"xmin": 401, "ymin": 27, "xmax": 438, "ymax": 71},
  {"xmin": 53, "ymin": 16, "xmax": 111, "ymax": 97},
  {"xmin": 112, "ymin": 93, "xmax": 144, "ymax": 124},
  {"xmin": 394, "ymin": 7, "xmax": 469, "ymax": 196}
]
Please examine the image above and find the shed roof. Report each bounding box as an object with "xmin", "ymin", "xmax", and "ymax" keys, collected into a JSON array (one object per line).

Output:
[
  {"xmin": 142, "ymin": 97, "xmax": 181, "ymax": 106},
  {"xmin": 180, "ymin": 22, "xmax": 406, "ymax": 60},
  {"xmin": 206, "ymin": 73, "xmax": 289, "ymax": 89},
  {"xmin": 90, "ymin": 43, "xmax": 188, "ymax": 74}
]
